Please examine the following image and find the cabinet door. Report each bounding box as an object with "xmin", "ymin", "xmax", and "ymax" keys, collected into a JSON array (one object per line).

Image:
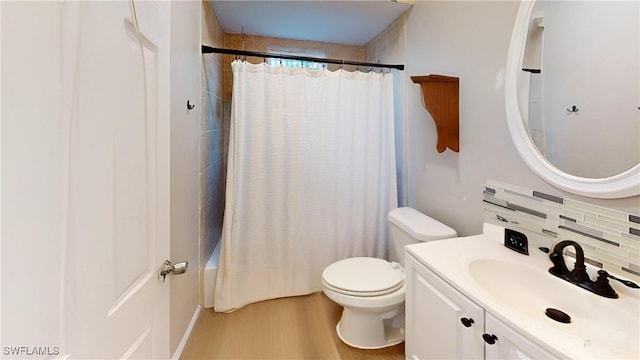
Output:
[
  {"xmin": 406, "ymin": 255, "xmax": 485, "ymax": 360},
  {"xmin": 484, "ymin": 313, "xmax": 558, "ymax": 360}
]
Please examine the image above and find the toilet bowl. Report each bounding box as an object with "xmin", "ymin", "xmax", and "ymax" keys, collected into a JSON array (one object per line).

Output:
[{"xmin": 321, "ymin": 207, "xmax": 457, "ymax": 349}]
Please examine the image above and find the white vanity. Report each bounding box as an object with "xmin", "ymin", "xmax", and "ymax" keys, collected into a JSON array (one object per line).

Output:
[{"xmin": 404, "ymin": 223, "xmax": 640, "ymax": 360}]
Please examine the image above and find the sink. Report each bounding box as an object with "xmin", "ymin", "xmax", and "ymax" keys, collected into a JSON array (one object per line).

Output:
[
  {"xmin": 467, "ymin": 259, "xmax": 640, "ymax": 357},
  {"xmin": 407, "ymin": 223, "xmax": 640, "ymax": 359}
]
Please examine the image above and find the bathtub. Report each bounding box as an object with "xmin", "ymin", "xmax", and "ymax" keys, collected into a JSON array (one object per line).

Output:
[{"xmin": 203, "ymin": 239, "xmax": 221, "ymax": 308}]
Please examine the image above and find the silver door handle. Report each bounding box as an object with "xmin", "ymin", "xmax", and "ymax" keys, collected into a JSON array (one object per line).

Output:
[{"xmin": 159, "ymin": 260, "xmax": 188, "ymax": 282}]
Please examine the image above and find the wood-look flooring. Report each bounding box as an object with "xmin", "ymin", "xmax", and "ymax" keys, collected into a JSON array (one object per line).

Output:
[{"xmin": 180, "ymin": 292, "xmax": 405, "ymax": 360}]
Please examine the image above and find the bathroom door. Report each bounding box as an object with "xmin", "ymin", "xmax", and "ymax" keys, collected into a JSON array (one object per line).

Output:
[{"xmin": 62, "ymin": 1, "xmax": 171, "ymax": 358}]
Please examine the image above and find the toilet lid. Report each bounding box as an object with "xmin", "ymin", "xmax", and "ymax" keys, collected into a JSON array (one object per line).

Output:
[{"xmin": 322, "ymin": 257, "xmax": 404, "ymax": 297}]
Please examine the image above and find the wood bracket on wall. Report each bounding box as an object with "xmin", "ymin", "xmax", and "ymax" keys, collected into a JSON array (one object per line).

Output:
[{"xmin": 411, "ymin": 75, "xmax": 459, "ymax": 153}]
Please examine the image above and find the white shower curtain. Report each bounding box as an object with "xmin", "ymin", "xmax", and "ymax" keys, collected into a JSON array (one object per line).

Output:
[{"xmin": 214, "ymin": 60, "xmax": 397, "ymax": 312}]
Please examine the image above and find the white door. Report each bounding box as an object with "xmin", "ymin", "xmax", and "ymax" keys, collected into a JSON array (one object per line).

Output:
[{"xmin": 62, "ymin": 1, "xmax": 171, "ymax": 358}]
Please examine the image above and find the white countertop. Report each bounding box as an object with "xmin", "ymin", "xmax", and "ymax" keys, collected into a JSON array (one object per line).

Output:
[{"xmin": 406, "ymin": 223, "xmax": 640, "ymax": 359}]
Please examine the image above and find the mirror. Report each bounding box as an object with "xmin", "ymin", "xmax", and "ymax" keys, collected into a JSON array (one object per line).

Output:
[
  {"xmin": 505, "ymin": 0, "xmax": 640, "ymax": 199},
  {"xmin": 523, "ymin": 1, "xmax": 639, "ymax": 179}
]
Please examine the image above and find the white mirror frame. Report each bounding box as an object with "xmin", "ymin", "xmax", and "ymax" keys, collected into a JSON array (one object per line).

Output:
[{"xmin": 505, "ymin": 0, "xmax": 640, "ymax": 199}]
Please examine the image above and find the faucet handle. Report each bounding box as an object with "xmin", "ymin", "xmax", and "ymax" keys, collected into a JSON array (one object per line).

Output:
[
  {"xmin": 593, "ymin": 270, "xmax": 618, "ymax": 298},
  {"xmin": 598, "ymin": 270, "xmax": 640, "ymax": 289}
]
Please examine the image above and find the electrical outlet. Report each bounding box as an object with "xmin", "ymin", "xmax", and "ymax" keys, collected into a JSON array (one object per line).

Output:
[{"xmin": 505, "ymin": 229, "xmax": 529, "ymax": 255}]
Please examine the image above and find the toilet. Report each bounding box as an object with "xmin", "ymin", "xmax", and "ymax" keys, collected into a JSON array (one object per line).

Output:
[{"xmin": 321, "ymin": 207, "xmax": 457, "ymax": 349}]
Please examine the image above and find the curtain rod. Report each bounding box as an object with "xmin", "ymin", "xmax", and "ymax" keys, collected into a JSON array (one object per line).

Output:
[{"xmin": 202, "ymin": 45, "xmax": 404, "ymax": 71}]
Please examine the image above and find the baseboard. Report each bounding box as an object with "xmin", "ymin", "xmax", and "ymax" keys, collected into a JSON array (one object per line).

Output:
[{"xmin": 171, "ymin": 305, "xmax": 202, "ymax": 360}]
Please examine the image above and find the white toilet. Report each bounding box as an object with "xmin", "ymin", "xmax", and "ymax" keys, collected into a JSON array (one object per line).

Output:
[{"xmin": 321, "ymin": 207, "xmax": 457, "ymax": 349}]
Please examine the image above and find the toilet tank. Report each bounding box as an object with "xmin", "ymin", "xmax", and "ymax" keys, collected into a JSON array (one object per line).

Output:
[{"xmin": 388, "ymin": 207, "xmax": 457, "ymax": 265}]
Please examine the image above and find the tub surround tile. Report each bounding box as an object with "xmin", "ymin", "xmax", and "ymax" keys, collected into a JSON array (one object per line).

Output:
[
  {"xmin": 484, "ymin": 180, "xmax": 640, "ymax": 282},
  {"xmin": 200, "ymin": 2, "xmax": 226, "ymax": 305}
]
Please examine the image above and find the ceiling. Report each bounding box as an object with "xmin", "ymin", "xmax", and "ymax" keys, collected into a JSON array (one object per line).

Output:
[{"xmin": 210, "ymin": 1, "xmax": 414, "ymax": 46}]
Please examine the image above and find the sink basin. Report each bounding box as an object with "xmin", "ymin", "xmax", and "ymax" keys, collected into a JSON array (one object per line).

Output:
[{"xmin": 467, "ymin": 259, "xmax": 640, "ymax": 357}]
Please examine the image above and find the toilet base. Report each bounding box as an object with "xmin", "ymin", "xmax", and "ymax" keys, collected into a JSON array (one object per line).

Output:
[{"xmin": 334, "ymin": 305, "xmax": 405, "ymax": 349}]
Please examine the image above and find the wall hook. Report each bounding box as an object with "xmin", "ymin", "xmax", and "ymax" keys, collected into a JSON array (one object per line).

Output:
[
  {"xmin": 187, "ymin": 100, "xmax": 195, "ymax": 110},
  {"xmin": 566, "ymin": 105, "xmax": 579, "ymax": 113}
]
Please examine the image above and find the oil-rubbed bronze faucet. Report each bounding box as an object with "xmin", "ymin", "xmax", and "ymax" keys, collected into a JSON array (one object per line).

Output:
[
  {"xmin": 549, "ymin": 240, "xmax": 639, "ymax": 299},
  {"xmin": 549, "ymin": 240, "xmax": 589, "ymax": 283}
]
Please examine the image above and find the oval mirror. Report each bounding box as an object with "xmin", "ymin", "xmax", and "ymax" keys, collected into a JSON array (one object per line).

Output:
[{"xmin": 505, "ymin": 0, "xmax": 640, "ymax": 199}]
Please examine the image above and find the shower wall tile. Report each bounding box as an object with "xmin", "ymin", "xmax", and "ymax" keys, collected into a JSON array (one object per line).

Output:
[
  {"xmin": 200, "ymin": 195, "xmax": 222, "ymax": 268},
  {"xmin": 200, "ymin": 87, "xmax": 211, "ymax": 129},
  {"xmin": 201, "ymin": 92, "xmax": 224, "ymax": 131},
  {"xmin": 203, "ymin": 56, "xmax": 223, "ymax": 97},
  {"xmin": 484, "ymin": 179, "xmax": 640, "ymax": 281},
  {"xmin": 213, "ymin": 94, "xmax": 224, "ymax": 129},
  {"xmin": 365, "ymin": 12, "xmax": 407, "ymax": 64},
  {"xmin": 200, "ymin": 0, "xmax": 225, "ymax": 290},
  {"xmin": 221, "ymin": 99, "xmax": 231, "ymax": 187},
  {"xmin": 200, "ymin": 129, "xmax": 224, "ymax": 172},
  {"xmin": 222, "ymin": 99, "xmax": 231, "ymax": 129},
  {"xmin": 202, "ymin": 0, "xmax": 221, "ymax": 46},
  {"xmin": 222, "ymin": 69, "xmax": 233, "ymax": 101},
  {"xmin": 200, "ymin": 159, "xmax": 225, "ymax": 219}
]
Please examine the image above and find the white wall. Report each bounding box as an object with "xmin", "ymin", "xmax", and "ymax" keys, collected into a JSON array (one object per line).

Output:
[
  {"xmin": 405, "ymin": 0, "xmax": 639, "ymax": 237},
  {"xmin": 169, "ymin": 0, "xmax": 201, "ymax": 355}
]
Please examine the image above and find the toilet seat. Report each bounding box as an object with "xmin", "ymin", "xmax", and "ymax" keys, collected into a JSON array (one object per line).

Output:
[{"xmin": 322, "ymin": 257, "xmax": 404, "ymax": 297}]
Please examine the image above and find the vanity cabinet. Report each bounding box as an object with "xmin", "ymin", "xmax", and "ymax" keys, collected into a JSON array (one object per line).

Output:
[
  {"xmin": 405, "ymin": 253, "xmax": 557, "ymax": 360},
  {"xmin": 484, "ymin": 313, "xmax": 556, "ymax": 360},
  {"xmin": 405, "ymin": 254, "xmax": 484, "ymax": 359}
]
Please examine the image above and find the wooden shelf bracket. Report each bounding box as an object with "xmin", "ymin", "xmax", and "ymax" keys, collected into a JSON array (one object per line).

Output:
[{"xmin": 411, "ymin": 74, "xmax": 459, "ymax": 153}]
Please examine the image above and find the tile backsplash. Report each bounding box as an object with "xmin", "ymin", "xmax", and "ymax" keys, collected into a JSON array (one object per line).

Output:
[{"xmin": 483, "ymin": 179, "xmax": 640, "ymax": 280}]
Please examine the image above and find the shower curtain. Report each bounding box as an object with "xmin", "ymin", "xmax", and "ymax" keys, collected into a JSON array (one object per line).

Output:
[{"xmin": 214, "ymin": 60, "xmax": 397, "ymax": 312}]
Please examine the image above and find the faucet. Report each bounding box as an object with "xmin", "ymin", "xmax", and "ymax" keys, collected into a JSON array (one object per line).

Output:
[
  {"xmin": 549, "ymin": 240, "xmax": 589, "ymax": 283},
  {"xmin": 549, "ymin": 240, "xmax": 639, "ymax": 299}
]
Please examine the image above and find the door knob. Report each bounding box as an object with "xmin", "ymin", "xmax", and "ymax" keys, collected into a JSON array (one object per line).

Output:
[{"xmin": 159, "ymin": 260, "xmax": 188, "ymax": 282}]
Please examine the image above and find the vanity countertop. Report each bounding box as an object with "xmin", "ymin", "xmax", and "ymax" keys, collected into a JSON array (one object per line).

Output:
[{"xmin": 406, "ymin": 223, "xmax": 640, "ymax": 359}]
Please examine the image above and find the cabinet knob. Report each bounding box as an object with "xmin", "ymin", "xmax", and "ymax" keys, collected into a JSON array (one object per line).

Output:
[
  {"xmin": 460, "ymin": 317, "xmax": 474, "ymax": 327},
  {"xmin": 482, "ymin": 333, "xmax": 498, "ymax": 345}
]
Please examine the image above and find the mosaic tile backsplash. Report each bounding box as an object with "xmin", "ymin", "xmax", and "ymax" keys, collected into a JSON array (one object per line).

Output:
[{"xmin": 483, "ymin": 180, "xmax": 640, "ymax": 280}]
